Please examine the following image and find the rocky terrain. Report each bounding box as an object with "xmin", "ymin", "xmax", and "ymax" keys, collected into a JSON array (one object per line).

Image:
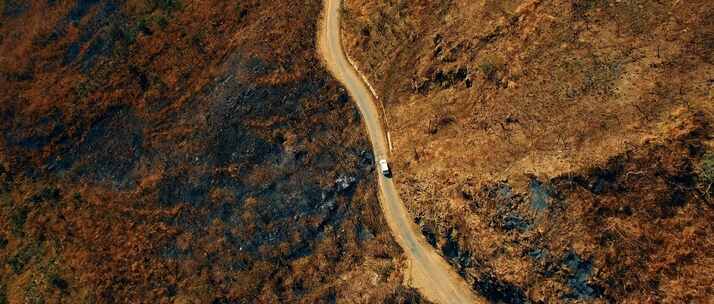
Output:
[
  {"xmin": 0, "ymin": 0, "xmax": 431, "ymax": 303},
  {"xmin": 342, "ymin": 0, "xmax": 713, "ymax": 302}
]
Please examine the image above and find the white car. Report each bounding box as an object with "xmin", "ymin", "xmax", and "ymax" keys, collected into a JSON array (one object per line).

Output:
[{"xmin": 379, "ymin": 159, "xmax": 391, "ymax": 177}]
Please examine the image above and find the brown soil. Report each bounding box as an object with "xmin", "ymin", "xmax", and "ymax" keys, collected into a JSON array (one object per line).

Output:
[{"xmin": 342, "ymin": 0, "xmax": 713, "ymax": 302}]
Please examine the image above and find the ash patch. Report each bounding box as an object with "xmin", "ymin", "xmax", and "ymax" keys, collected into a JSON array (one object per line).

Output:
[
  {"xmin": 474, "ymin": 273, "xmax": 530, "ymax": 304},
  {"xmin": 529, "ymin": 178, "xmax": 553, "ymax": 211},
  {"xmin": 2, "ymin": 0, "xmax": 29, "ymax": 17},
  {"xmin": 68, "ymin": 106, "xmax": 144, "ymax": 187},
  {"xmin": 4, "ymin": 107, "xmax": 65, "ymax": 151},
  {"xmin": 562, "ymin": 251, "xmax": 602, "ymax": 300}
]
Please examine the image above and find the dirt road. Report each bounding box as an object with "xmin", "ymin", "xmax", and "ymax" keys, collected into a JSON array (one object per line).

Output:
[{"xmin": 317, "ymin": 0, "xmax": 483, "ymax": 303}]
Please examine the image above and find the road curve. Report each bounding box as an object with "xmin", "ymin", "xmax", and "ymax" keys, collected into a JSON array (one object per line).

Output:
[{"xmin": 317, "ymin": 0, "xmax": 483, "ymax": 303}]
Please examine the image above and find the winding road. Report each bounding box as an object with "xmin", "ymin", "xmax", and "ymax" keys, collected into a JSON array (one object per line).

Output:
[{"xmin": 318, "ymin": 0, "xmax": 482, "ymax": 303}]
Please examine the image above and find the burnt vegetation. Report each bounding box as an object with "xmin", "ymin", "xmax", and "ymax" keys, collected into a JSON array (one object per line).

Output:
[
  {"xmin": 409, "ymin": 116, "xmax": 713, "ymax": 303},
  {"xmin": 0, "ymin": 0, "xmax": 426, "ymax": 302}
]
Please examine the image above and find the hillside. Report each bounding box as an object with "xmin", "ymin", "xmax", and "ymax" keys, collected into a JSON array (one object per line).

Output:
[
  {"xmin": 342, "ymin": 0, "xmax": 713, "ymax": 302},
  {"xmin": 0, "ymin": 0, "xmax": 430, "ymax": 302}
]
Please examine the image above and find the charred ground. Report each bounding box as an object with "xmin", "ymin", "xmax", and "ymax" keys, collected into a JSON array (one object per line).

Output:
[{"xmin": 0, "ymin": 0, "xmax": 430, "ymax": 303}]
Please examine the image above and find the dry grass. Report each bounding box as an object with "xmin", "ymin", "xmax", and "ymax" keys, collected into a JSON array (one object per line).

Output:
[{"xmin": 343, "ymin": 0, "xmax": 713, "ymax": 301}]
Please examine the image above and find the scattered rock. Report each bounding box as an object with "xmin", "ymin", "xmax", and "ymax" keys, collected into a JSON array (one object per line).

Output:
[
  {"xmin": 357, "ymin": 225, "xmax": 375, "ymax": 241},
  {"xmin": 527, "ymin": 248, "xmax": 545, "ymax": 260},
  {"xmin": 335, "ymin": 175, "xmax": 356, "ymax": 191},
  {"xmin": 502, "ymin": 215, "xmax": 530, "ymax": 231},
  {"xmin": 28, "ymin": 186, "xmax": 61, "ymax": 204}
]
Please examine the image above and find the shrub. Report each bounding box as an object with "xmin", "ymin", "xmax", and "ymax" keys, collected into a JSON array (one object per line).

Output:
[
  {"xmin": 235, "ymin": 3, "xmax": 248, "ymax": 21},
  {"xmin": 699, "ymin": 152, "xmax": 714, "ymax": 187},
  {"xmin": 8, "ymin": 244, "xmax": 41, "ymax": 274},
  {"xmin": 0, "ymin": 284, "xmax": 6, "ymax": 304},
  {"xmin": 49, "ymin": 273, "xmax": 69, "ymax": 290},
  {"xmin": 571, "ymin": 0, "xmax": 598, "ymax": 19},
  {"xmin": 28, "ymin": 186, "xmax": 60, "ymax": 204},
  {"xmin": 152, "ymin": 0, "xmax": 182, "ymax": 12},
  {"xmin": 74, "ymin": 81, "xmax": 96, "ymax": 99},
  {"xmin": 72, "ymin": 192, "xmax": 83, "ymax": 204},
  {"xmin": 428, "ymin": 113, "xmax": 455, "ymax": 134},
  {"xmin": 479, "ymin": 62, "xmax": 497, "ymax": 82},
  {"xmin": 11, "ymin": 207, "xmax": 28, "ymax": 236},
  {"xmin": 8, "ymin": 251, "xmax": 28, "ymax": 274},
  {"xmin": 155, "ymin": 14, "xmax": 169, "ymax": 29}
]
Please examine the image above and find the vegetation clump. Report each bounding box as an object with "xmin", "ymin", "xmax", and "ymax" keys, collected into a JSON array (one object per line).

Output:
[{"xmin": 698, "ymin": 152, "xmax": 714, "ymax": 196}]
